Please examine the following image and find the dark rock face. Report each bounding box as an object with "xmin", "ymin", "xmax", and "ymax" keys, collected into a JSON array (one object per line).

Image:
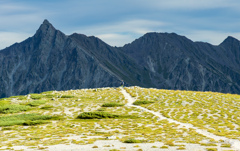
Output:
[
  {"xmin": 0, "ymin": 20, "xmax": 146, "ymax": 98},
  {"xmin": 122, "ymin": 32, "xmax": 240, "ymax": 94},
  {"xmin": 0, "ymin": 20, "xmax": 240, "ymax": 98}
]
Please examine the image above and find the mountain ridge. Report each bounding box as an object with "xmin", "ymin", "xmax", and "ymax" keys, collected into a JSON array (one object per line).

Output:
[{"xmin": 0, "ymin": 20, "xmax": 239, "ymax": 98}]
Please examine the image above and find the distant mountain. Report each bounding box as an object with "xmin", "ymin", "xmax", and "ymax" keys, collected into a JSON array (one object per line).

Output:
[
  {"xmin": 0, "ymin": 20, "xmax": 239, "ymax": 98},
  {"xmin": 122, "ymin": 32, "xmax": 240, "ymax": 93}
]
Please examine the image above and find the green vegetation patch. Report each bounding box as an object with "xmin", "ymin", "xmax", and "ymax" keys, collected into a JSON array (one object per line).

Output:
[
  {"xmin": 221, "ymin": 143, "xmax": 231, "ymax": 147},
  {"xmin": 30, "ymin": 94, "xmax": 43, "ymax": 100},
  {"xmin": 27, "ymin": 100, "xmax": 46, "ymax": 107},
  {"xmin": 22, "ymin": 120, "xmax": 48, "ymax": 126},
  {"xmin": 124, "ymin": 138, "xmax": 145, "ymax": 143},
  {"xmin": 133, "ymin": 100, "xmax": 155, "ymax": 105},
  {"xmin": 0, "ymin": 100, "xmax": 9, "ymax": 105},
  {"xmin": 40, "ymin": 105, "xmax": 54, "ymax": 110},
  {"xmin": 201, "ymin": 143, "xmax": 217, "ymax": 146},
  {"xmin": 0, "ymin": 113, "xmax": 55, "ymax": 126},
  {"xmin": 77, "ymin": 112, "xmax": 121, "ymax": 119},
  {"xmin": 77, "ymin": 112, "xmax": 136, "ymax": 119},
  {"xmin": 102, "ymin": 102, "xmax": 124, "ymax": 107},
  {"xmin": 59, "ymin": 95, "xmax": 75, "ymax": 98},
  {"xmin": 206, "ymin": 148, "xmax": 218, "ymax": 151},
  {"xmin": 0, "ymin": 105, "xmax": 30, "ymax": 114},
  {"xmin": 10, "ymin": 95, "xmax": 27, "ymax": 100}
]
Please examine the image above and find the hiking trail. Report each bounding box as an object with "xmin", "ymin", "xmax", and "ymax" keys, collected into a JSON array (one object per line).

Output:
[{"xmin": 120, "ymin": 88, "xmax": 240, "ymax": 151}]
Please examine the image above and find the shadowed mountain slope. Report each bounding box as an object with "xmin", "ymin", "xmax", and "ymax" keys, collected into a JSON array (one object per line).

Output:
[
  {"xmin": 0, "ymin": 20, "xmax": 239, "ymax": 97},
  {"xmin": 0, "ymin": 20, "xmax": 150, "ymax": 98},
  {"xmin": 121, "ymin": 32, "xmax": 240, "ymax": 93}
]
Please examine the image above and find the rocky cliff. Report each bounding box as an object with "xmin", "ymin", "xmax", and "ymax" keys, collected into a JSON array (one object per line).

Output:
[{"xmin": 0, "ymin": 20, "xmax": 239, "ymax": 97}]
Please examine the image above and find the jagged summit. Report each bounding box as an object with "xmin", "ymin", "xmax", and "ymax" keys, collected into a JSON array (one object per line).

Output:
[
  {"xmin": 34, "ymin": 19, "xmax": 57, "ymax": 38},
  {"xmin": 38, "ymin": 19, "xmax": 55, "ymax": 31}
]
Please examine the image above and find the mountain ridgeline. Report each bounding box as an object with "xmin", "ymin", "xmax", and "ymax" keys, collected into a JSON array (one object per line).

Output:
[{"xmin": 0, "ymin": 20, "xmax": 239, "ymax": 98}]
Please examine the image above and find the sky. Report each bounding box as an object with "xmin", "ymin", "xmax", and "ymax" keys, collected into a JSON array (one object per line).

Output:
[{"xmin": 0, "ymin": 0, "xmax": 240, "ymax": 49}]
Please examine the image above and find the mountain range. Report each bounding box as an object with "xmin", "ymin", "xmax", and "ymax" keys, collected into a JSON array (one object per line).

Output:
[{"xmin": 0, "ymin": 19, "xmax": 239, "ymax": 98}]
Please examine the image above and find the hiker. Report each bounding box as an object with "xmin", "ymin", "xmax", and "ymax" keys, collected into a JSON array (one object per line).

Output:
[{"xmin": 121, "ymin": 80, "xmax": 124, "ymax": 87}]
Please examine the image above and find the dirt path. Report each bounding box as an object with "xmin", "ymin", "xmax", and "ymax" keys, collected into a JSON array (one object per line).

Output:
[{"xmin": 120, "ymin": 88, "xmax": 240, "ymax": 151}]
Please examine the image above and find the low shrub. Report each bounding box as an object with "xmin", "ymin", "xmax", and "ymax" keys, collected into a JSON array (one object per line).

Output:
[
  {"xmin": 28, "ymin": 100, "xmax": 46, "ymax": 107},
  {"xmin": 0, "ymin": 100, "xmax": 9, "ymax": 105},
  {"xmin": 77, "ymin": 112, "xmax": 120, "ymax": 119},
  {"xmin": 30, "ymin": 94, "xmax": 43, "ymax": 100},
  {"xmin": 177, "ymin": 146, "xmax": 186, "ymax": 150},
  {"xmin": 44, "ymin": 94, "xmax": 55, "ymax": 98},
  {"xmin": 206, "ymin": 148, "xmax": 217, "ymax": 151},
  {"xmin": 221, "ymin": 143, "xmax": 231, "ymax": 147},
  {"xmin": 0, "ymin": 113, "xmax": 55, "ymax": 126},
  {"xmin": 102, "ymin": 102, "xmax": 124, "ymax": 107},
  {"xmin": 201, "ymin": 143, "xmax": 217, "ymax": 146},
  {"xmin": 165, "ymin": 140, "xmax": 175, "ymax": 146},
  {"xmin": 10, "ymin": 95, "xmax": 27, "ymax": 100},
  {"xmin": 23, "ymin": 120, "xmax": 48, "ymax": 126},
  {"xmin": 133, "ymin": 100, "xmax": 154, "ymax": 105},
  {"xmin": 124, "ymin": 138, "xmax": 143, "ymax": 143},
  {"xmin": 97, "ymin": 108, "xmax": 106, "ymax": 111},
  {"xmin": 160, "ymin": 146, "xmax": 168, "ymax": 149},
  {"xmin": 0, "ymin": 105, "xmax": 30, "ymax": 114},
  {"xmin": 40, "ymin": 105, "xmax": 53, "ymax": 110},
  {"xmin": 59, "ymin": 95, "xmax": 75, "ymax": 98},
  {"xmin": 77, "ymin": 112, "xmax": 136, "ymax": 119}
]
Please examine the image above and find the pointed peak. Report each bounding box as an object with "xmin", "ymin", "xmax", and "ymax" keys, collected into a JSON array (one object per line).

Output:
[
  {"xmin": 43, "ymin": 19, "xmax": 51, "ymax": 25},
  {"xmin": 220, "ymin": 36, "xmax": 240, "ymax": 46},
  {"xmin": 40, "ymin": 19, "xmax": 54, "ymax": 28},
  {"xmin": 34, "ymin": 19, "xmax": 57, "ymax": 38},
  {"xmin": 225, "ymin": 36, "xmax": 238, "ymax": 41},
  {"xmin": 38, "ymin": 19, "xmax": 55, "ymax": 31}
]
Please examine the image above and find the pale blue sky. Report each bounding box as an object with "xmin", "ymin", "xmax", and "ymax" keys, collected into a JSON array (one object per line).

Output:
[{"xmin": 0, "ymin": 0, "xmax": 240, "ymax": 49}]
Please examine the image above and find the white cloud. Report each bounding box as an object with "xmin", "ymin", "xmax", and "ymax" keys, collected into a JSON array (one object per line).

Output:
[
  {"xmin": 75, "ymin": 19, "xmax": 166, "ymax": 35},
  {"xmin": 0, "ymin": 2, "xmax": 50, "ymax": 31},
  {"xmin": 95, "ymin": 33, "xmax": 136, "ymax": 47},
  {"xmin": 0, "ymin": 0, "xmax": 239, "ymax": 48},
  {"xmin": 0, "ymin": 3, "xmax": 30, "ymax": 13},
  {"xmin": 72, "ymin": 19, "xmax": 166, "ymax": 46},
  {"xmin": 0, "ymin": 32, "xmax": 31, "ymax": 50},
  {"xmin": 145, "ymin": 0, "xmax": 240, "ymax": 10}
]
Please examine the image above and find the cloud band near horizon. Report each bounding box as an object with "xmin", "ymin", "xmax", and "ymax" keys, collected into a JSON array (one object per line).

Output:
[{"xmin": 0, "ymin": 0, "xmax": 240, "ymax": 49}]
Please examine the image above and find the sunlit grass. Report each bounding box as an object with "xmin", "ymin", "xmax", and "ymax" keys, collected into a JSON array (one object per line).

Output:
[
  {"xmin": 0, "ymin": 86, "xmax": 238, "ymax": 150},
  {"xmin": 125, "ymin": 86, "xmax": 240, "ymax": 140}
]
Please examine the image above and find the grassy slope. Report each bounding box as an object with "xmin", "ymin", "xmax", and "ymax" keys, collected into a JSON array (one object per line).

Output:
[
  {"xmin": 0, "ymin": 87, "xmax": 238, "ymax": 150},
  {"xmin": 125, "ymin": 87, "xmax": 240, "ymax": 140}
]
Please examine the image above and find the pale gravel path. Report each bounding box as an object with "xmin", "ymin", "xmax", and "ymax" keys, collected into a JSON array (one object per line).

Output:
[{"xmin": 120, "ymin": 88, "xmax": 240, "ymax": 151}]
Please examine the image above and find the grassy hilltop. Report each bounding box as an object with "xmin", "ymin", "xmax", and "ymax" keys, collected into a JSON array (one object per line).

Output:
[{"xmin": 0, "ymin": 87, "xmax": 239, "ymax": 150}]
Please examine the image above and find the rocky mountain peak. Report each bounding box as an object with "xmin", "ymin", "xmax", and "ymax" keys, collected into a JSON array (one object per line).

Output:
[
  {"xmin": 0, "ymin": 20, "xmax": 240, "ymax": 98},
  {"xmin": 34, "ymin": 19, "xmax": 57, "ymax": 39},
  {"xmin": 43, "ymin": 19, "xmax": 51, "ymax": 25},
  {"xmin": 220, "ymin": 36, "xmax": 240, "ymax": 46},
  {"xmin": 32, "ymin": 20, "xmax": 67, "ymax": 49}
]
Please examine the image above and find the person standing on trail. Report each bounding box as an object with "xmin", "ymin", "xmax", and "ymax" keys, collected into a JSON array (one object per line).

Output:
[{"xmin": 121, "ymin": 80, "xmax": 124, "ymax": 87}]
